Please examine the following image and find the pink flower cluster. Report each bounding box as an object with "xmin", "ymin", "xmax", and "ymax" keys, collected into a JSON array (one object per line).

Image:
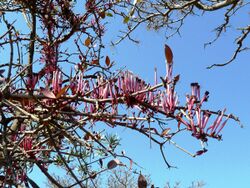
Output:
[
  {"xmin": 178, "ymin": 83, "xmax": 229, "ymax": 141},
  {"xmin": 48, "ymin": 68, "xmax": 179, "ymax": 115},
  {"xmin": 118, "ymin": 71, "xmax": 148, "ymax": 99},
  {"xmin": 39, "ymin": 59, "xmax": 229, "ymax": 142},
  {"xmin": 160, "ymin": 84, "xmax": 178, "ymax": 115}
]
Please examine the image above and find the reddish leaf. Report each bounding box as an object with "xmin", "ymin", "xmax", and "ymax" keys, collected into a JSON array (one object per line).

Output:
[
  {"xmin": 105, "ymin": 56, "xmax": 110, "ymax": 67},
  {"xmin": 174, "ymin": 75, "xmax": 180, "ymax": 83},
  {"xmin": 107, "ymin": 159, "xmax": 120, "ymax": 169},
  {"xmin": 92, "ymin": 59, "xmax": 99, "ymax": 65},
  {"xmin": 196, "ymin": 149, "xmax": 207, "ymax": 156},
  {"xmin": 56, "ymin": 85, "xmax": 69, "ymax": 98},
  {"xmin": 138, "ymin": 174, "xmax": 147, "ymax": 188},
  {"xmin": 164, "ymin": 44, "xmax": 173, "ymax": 64},
  {"xmin": 84, "ymin": 37, "xmax": 91, "ymax": 47},
  {"xmin": 99, "ymin": 11, "xmax": 106, "ymax": 19},
  {"xmin": 41, "ymin": 90, "xmax": 56, "ymax": 99}
]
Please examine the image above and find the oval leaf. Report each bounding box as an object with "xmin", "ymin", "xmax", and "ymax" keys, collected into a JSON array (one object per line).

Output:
[
  {"xmin": 105, "ymin": 56, "xmax": 110, "ymax": 67},
  {"xmin": 138, "ymin": 174, "xmax": 147, "ymax": 188},
  {"xmin": 106, "ymin": 12, "xmax": 113, "ymax": 17},
  {"xmin": 85, "ymin": 37, "xmax": 91, "ymax": 47},
  {"xmin": 195, "ymin": 149, "xmax": 208, "ymax": 156},
  {"xmin": 107, "ymin": 159, "xmax": 120, "ymax": 170},
  {"xmin": 164, "ymin": 44, "xmax": 173, "ymax": 64}
]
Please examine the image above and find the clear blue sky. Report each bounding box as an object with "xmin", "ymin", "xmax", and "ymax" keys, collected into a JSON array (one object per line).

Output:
[
  {"xmin": 22, "ymin": 4, "xmax": 250, "ymax": 188},
  {"xmin": 101, "ymin": 8, "xmax": 250, "ymax": 188}
]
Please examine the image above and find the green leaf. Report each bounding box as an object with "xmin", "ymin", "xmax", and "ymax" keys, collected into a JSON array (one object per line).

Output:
[
  {"xmin": 123, "ymin": 16, "xmax": 130, "ymax": 24},
  {"xmin": 106, "ymin": 12, "xmax": 113, "ymax": 17}
]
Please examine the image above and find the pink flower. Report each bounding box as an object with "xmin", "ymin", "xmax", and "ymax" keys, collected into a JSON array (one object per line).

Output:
[
  {"xmin": 186, "ymin": 84, "xmax": 210, "ymax": 113},
  {"xmin": 200, "ymin": 91, "xmax": 209, "ymax": 106},
  {"xmin": 119, "ymin": 71, "xmax": 147, "ymax": 101},
  {"xmin": 160, "ymin": 87, "xmax": 178, "ymax": 115},
  {"xmin": 178, "ymin": 107, "xmax": 229, "ymax": 141},
  {"xmin": 52, "ymin": 70, "xmax": 62, "ymax": 94},
  {"xmin": 186, "ymin": 94, "xmax": 196, "ymax": 112},
  {"xmin": 206, "ymin": 109, "xmax": 229, "ymax": 138},
  {"xmin": 166, "ymin": 63, "xmax": 173, "ymax": 81},
  {"xmin": 191, "ymin": 83, "xmax": 200, "ymax": 101}
]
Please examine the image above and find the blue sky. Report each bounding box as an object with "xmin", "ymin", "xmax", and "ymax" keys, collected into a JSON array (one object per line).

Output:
[{"xmin": 103, "ymin": 7, "xmax": 250, "ymax": 188}]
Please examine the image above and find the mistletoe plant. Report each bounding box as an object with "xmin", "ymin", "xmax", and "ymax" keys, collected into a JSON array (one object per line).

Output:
[{"xmin": 0, "ymin": 0, "xmax": 240, "ymax": 187}]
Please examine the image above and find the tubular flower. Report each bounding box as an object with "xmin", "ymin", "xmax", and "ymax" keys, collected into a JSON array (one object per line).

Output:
[
  {"xmin": 191, "ymin": 109, "xmax": 211, "ymax": 141},
  {"xmin": 160, "ymin": 51, "xmax": 178, "ymax": 114},
  {"xmin": 52, "ymin": 70, "xmax": 62, "ymax": 94},
  {"xmin": 95, "ymin": 76, "xmax": 116, "ymax": 99},
  {"xmin": 166, "ymin": 62, "xmax": 173, "ymax": 81},
  {"xmin": 206, "ymin": 109, "xmax": 230, "ymax": 139},
  {"xmin": 119, "ymin": 71, "xmax": 147, "ymax": 94},
  {"xmin": 160, "ymin": 85, "xmax": 178, "ymax": 115},
  {"xmin": 117, "ymin": 71, "xmax": 148, "ymax": 106},
  {"xmin": 179, "ymin": 107, "xmax": 229, "ymax": 141},
  {"xmin": 186, "ymin": 94, "xmax": 196, "ymax": 112},
  {"xmin": 191, "ymin": 83, "xmax": 200, "ymax": 101},
  {"xmin": 186, "ymin": 83, "xmax": 209, "ymax": 112},
  {"xmin": 178, "ymin": 84, "xmax": 229, "ymax": 141},
  {"xmin": 76, "ymin": 73, "xmax": 89, "ymax": 96}
]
